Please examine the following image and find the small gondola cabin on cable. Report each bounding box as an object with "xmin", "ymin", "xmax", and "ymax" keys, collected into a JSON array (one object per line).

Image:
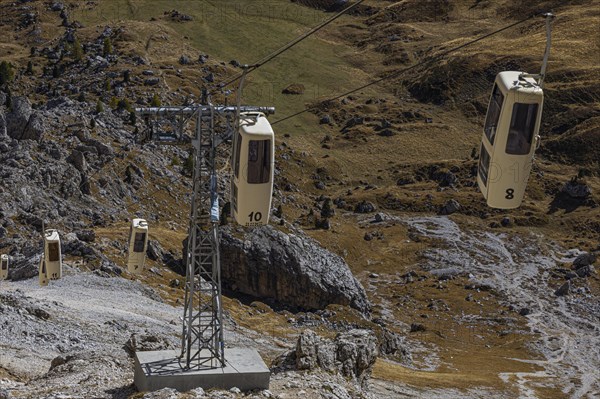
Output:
[
  {"xmin": 127, "ymin": 218, "xmax": 148, "ymax": 274},
  {"xmin": 477, "ymin": 71, "xmax": 544, "ymax": 209},
  {"xmin": 231, "ymin": 112, "xmax": 275, "ymax": 227},
  {"xmin": 44, "ymin": 229, "xmax": 62, "ymax": 281},
  {"xmin": 0, "ymin": 254, "xmax": 8, "ymax": 281}
]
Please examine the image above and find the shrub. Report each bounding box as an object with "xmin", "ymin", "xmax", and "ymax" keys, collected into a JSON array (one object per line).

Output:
[
  {"xmin": 150, "ymin": 93, "xmax": 161, "ymax": 107},
  {"xmin": 0, "ymin": 61, "xmax": 14, "ymax": 86}
]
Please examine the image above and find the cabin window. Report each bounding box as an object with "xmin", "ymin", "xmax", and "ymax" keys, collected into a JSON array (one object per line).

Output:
[
  {"xmin": 478, "ymin": 144, "xmax": 491, "ymax": 186},
  {"xmin": 506, "ymin": 103, "xmax": 539, "ymax": 155},
  {"xmin": 234, "ymin": 132, "xmax": 242, "ymax": 178},
  {"xmin": 484, "ymin": 84, "xmax": 504, "ymax": 145},
  {"xmin": 1, "ymin": 260, "xmax": 7, "ymax": 270},
  {"xmin": 247, "ymin": 139, "xmax": 271, "ymax": 184},
  {"xmin": 134, "ymin": 233, "xmax": 146, "ymax": 253},
  {"xmin": 48, "ymin": 243, "xmax": 60, "ymax": 262}
]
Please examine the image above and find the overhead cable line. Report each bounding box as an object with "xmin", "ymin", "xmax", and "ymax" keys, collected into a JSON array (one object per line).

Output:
[
  {"xmin": 215, "ymin": 0, "xmax": 365, "ymax": 92},
  {"xmin": 271, "ymin": 14, "xmax": 539, "ymax": 126}
]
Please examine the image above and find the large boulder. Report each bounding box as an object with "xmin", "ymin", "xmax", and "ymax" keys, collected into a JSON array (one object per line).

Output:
[
  {"xmin": 219, "ymin": 226, "xmax": 370, "ymax": 314},
  {"xmin": 5, "ymin": 96, "xmax": 45, "ymax": 141},
  {"xmin": 7, "ymin": 254, "xmax": 40, "ymax": 281}
]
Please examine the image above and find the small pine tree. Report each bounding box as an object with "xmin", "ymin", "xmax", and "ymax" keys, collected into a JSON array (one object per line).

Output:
[
  {"xmin": 274, "ymin": 204, "xmax": 283, "ymax": 218},
  {"xmin": 0, "ymin": 61, "xmax": 15, "ymax": 86},
  {"xmin": 109, "ymin": 96, "xmax": 118, "ymax": 109},
  {"xmin": 321, "ymin": 198, "xmax": 334, "ymax": 218},
  {"xmin": 26, "ymin": 61, "xmax": 33, "ymax": 75},
  {"xmin": 129, "ymin": 111, "xmax": 136, "ymax": 125},
  {"xmin": 123, "ymin": 69, "xmax": 130, "ymax": 83},
  {"xmin": 77, "ymin": 91, "xmax": 86, "ymax": 102},
  {"xmin": 30, "ymin": 46, "xmax": 36, "ymax": 56},
  {"xmin": 52, "ymin": 65, "xmax": 60, "ymax": 78},
  {"xmin": 104, "ymin": 79, "xmax": 111, "ymax": 92},
  {"xmin": 102, "ymin": 37, "xmax": 112, "ymax": 57},
  {"xmin": 95, "ymin": 99, "xmax": 104, "ymax": 113},
  {"xmin": 90, "ymin": 118, "xmax": 96, "ymax": 129},
  {"xmin": 150, "ymin": 93, "xmax": 161, "ymax": 107},
  {"xmin": 117, "ymin": 98, "xmax": 132, "ymax": 112},
  {"xmin": 183, "ymin": 153, "xmax": 194, "ymax": 176},
  {"xmin": 72, "ymin": 37, "xmax": 84, "ymax": 61}
]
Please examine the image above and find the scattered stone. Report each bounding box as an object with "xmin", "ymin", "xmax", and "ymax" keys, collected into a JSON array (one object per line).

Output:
[
  {"xmin": 76, "ymin": 230, "xmax": 96, "ymax": 243},
  {"xmin": 573, "ymin": 252, "xmax": 596, "ymax": 269},
  {"xmin": 519, "ymin": 308, "xmax": 531, "ymax": 316},
  {"xmin": 26, "ymin": 306, "xmax": 50, "ymax": 320},
  {"xmin": 439, "ymin": 199, "xmax": 460, "ymax": 215},
  {"xmin": 410, "ymin": 323, "xmax": 426, "ymax": 333},
  {"xmin": 179, "ymin": 55, "xmax": 190, "ymax": 65},
  {"xmin": 282, "ymin": 83, "xmax": 305, "ymax": 95},
  {"xmin": 555, "ymin": 281, "xmax": 570, "ymax": 297},
  {"xmin": 125, "ymin": 333, "xmax": 173, "ymax": 356},
  {"xmin": 575, "ymin": 265, "xmax": 595, "ymax": 278},
  {"xmin": 320, "ymin": 114, "xmax": 331, "ymax": 124},
  {"xmin": 501, "ymin": 217, "xmax": 511, "ymax": 227},
  {"xmin": 144, "ymin": 77, "xmax": 160, "ymax": 86},
  {"xmin": 561, "ymin": 179, "xmax": 592, "ymax": 199},
  {"xmin": 354, "ymin": 201, "xmax": 376, "ymax": 214}
]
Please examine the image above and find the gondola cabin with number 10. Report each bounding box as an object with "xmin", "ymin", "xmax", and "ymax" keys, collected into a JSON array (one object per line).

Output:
[
  {"xmin": 477, "ymin": 71, "xmax": 544, "ymax": 209},
  {"xmin": 231, "ymin": 112, "xmax": 275, "ymax": 227},
  {"xmin": 127, "ymin": 219, "xmax": 149, "ymax": 274}
]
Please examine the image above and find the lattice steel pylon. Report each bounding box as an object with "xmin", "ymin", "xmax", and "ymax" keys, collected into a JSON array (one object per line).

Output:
[
  {"xmin": 181, "ymin": 104, "xmax": 224, "ymax": 368},
  {"xmin": 136, "ymin": 102, "xmax": 274, "ymax": 370}
]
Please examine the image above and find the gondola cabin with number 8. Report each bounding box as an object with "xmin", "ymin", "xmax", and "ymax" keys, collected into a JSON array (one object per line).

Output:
[
  {"xmin": 127, "ymin": 219, "xmax": 149, "ymax": 274},
  {"xmin": 231, "ymin": 112, "xmax": 275, "ymax": 227},
  {"xmin": 477, "ymin": 71, "xmax": 544, "ymax": 209}
]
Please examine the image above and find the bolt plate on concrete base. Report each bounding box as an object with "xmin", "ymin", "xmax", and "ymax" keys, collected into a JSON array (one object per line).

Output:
[{"xmin": 134, "ymin": 348, "xmax": 270, "ymax": 393}]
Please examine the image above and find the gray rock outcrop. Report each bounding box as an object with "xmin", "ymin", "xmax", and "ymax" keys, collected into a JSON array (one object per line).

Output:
[
  {"xmin": 220, "ymin": 226, "xmax": 370, "ymax": 314},
  {"xmin": 276, "ymin": 329, "xmax": 378, "ymax": 386},
  {"xmin": 5, "ymin": 96, "xmax": 45, "ymax": 141}
]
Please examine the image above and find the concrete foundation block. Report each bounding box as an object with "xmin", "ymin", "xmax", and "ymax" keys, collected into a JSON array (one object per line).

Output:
[{"xmin": 134, "ymin": 348, "xmax": 270, "ymax": 393}]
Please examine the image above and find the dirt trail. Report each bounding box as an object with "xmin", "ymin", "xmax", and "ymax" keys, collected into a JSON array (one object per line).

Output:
[{"xmin": 404, "ymin": 216, "xmax": 600, "ymax": 398}]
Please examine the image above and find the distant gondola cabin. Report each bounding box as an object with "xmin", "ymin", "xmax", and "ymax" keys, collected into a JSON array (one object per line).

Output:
[
  {"xmin": 477, "ymin": 71, "xmax": 544, "ymax": 209},
  {"xmin": 231, "ymin": 113, "xmax": 275, "ymax": 227},
  {"xmin": 1, "ymin": 254, "xmax": 8, "ymax": 280},
  {"xmin": 44, "ymin": 229, "xmax": 62, "ymax": 281},
  {"xmin": 127, "ymin": 219, "xmax": 148, "ymax": 274}
]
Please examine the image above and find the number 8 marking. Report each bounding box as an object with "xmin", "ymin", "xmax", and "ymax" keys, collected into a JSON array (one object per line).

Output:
[{"xmin": 505, "ymin": 188, "xmax": 515, "ymax": 200}]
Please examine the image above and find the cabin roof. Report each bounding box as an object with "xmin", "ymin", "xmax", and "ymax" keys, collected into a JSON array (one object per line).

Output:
[
  {"xmin": 496, "ymin": 71, "xmax": 542, "ymax": 96},
  {"xmin": 240, "ymin": 114, "xmax": 274, "ymax": 136},
  {"xmin": 132, "ymin": 218, "xmax": 148, "ymax": 228},
  {"xmin": 44, "ymin": 229, "xmax": 60, "ymax": 242}
]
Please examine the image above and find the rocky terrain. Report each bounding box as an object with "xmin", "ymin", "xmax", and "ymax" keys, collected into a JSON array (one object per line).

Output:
[{"xmin": 1, "ymin": 0, "xmax": 599, "ymax": 398}]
